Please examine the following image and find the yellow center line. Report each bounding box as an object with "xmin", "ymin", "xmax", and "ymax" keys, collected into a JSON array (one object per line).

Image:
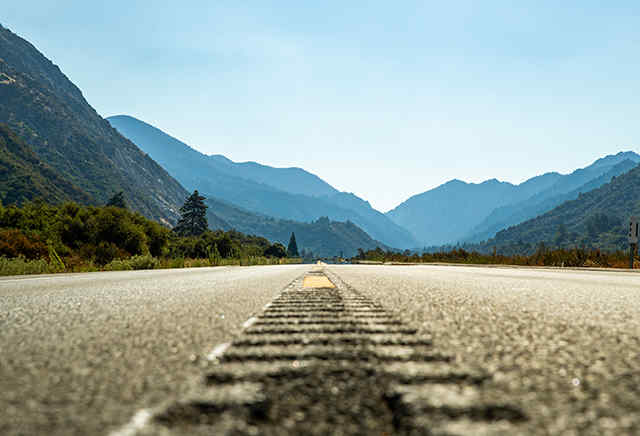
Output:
[{"xmin": 303, "ymin": 275, "xmax": 335, "ymax": 288}]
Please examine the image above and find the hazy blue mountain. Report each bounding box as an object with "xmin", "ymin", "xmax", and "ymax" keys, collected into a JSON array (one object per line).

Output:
[
  {"xmin": 387, "ymin": 151, "xmax": 640, "ymax": 246},
  {"xmin": 204, "ymin": 196, "xmax": 388, "ymax": 258},
  {"xmin": 386, "ymin": 174, "xmax": 561, "ymax": 247},
  {"xmin": 482, "ymin": 161, "xmax": 640, "ymax": 253},
  {"xmin": 108, "ymin": 115, "xmax": 418, "ymax": 248},
  {"xmin": 107, "ymin": 115, "xmax": 338, "ymax": 198},
  {"xmin": 464, "ymin": 157, "xmax": 640, "ymax": 242},
  {"xmin": 0, "ymin": 25, "xmax": 187, "ymax": 224}
]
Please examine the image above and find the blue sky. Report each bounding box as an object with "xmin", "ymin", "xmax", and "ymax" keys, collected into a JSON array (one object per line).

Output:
[{"xmin": 4, "ymin": 1, "xmax": 640, "ymax": 211}]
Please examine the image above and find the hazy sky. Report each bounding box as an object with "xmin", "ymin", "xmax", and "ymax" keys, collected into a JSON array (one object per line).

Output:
[{"xmin": 4, "ymin": 1, "xmax": 640, "ymax": 211}]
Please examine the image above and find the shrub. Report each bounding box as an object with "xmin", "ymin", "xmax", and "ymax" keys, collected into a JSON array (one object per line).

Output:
[
  {"xmin": 0, "ymin": 256, "xmax": 52, "ymax": 276},
  {"xmin": 94, "ymin": 241, "xmax": 121, "ymax": 265},
  {"xmin": 104, "ymin": 258, "xmax": 133, "ymax": 271},
  {"xmin": 0, "ymin": 229, "xmax": 48, "ymax": 260},
  {"xmin": 128, "ymin": 254, "xmax": 158, "ymax": 270}
]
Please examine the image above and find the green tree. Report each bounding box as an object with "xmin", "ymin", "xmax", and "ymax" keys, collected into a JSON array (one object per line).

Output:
[
  {"xmin": 173, "ymin": 190, "xmax": 208, "ymax": 237},
  {"xmin": 554, "ymin": 223, "xmax": 568, "ymax": 246},
  {"xmin": 106, "ymin": 191, "xmax": 127, "ymax": 209},
  {"xmin": 287, "ymin": 232, "xmax": 299, "ymax": 257},
  {"xmin": 264, "ymin": 243, "xmax": 287, "ymax": 258}
]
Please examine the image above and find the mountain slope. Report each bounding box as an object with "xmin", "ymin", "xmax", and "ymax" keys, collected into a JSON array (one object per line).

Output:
[
  {"xmin": 464, "ymin": 157, "xmax": 640, "ymax": 242},
  {"xmin": 107, "ymin": 115, "xmax": 338, "ymax": 198},
  {"xmin": 108, "ymin": 115, "xmax": 418, "ymax": 248},
  {"xmin": 387, "ymin": 151, "xmax": 640, "ymax": 246},
  {"xmin": 0, "ymin": 123, "xmax": 92, "ymax": 205},
  {"xmin": 205, "ymin": 196, "xmax": 387, "ymax": 257},
  {"xmin": 0, "ymin": 24, "xmax": 187, "ymax": 224},
  {"xmin": 387, "ymin": 176, "xmax": 560, "ymax": 246},
  {"xmin": 484, "ymin": 162, "xmax": 640, "ymax": 252}
]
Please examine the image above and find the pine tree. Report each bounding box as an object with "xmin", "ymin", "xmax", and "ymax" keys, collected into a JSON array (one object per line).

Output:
[
  {"xmin": 173, "ymin": 190, "xmax": 208, "ymax": 236},
  {"xmin": 106, "ymin": 191, "xmax": 127, "ymax": 209},
  {"xmin": 287, "ymin": 232, "xmax": 299, "ymax": 257}
]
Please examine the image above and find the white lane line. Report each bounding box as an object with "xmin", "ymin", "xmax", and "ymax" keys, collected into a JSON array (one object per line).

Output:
[
  {"xmin": 207, "ymin": 342, "xmax": 231, "ymax": 361},
  {"xmin": 108, "ymin": 408, "xmax": 153, "ymax": 436},
  {"xmin": 242, "ymin": 316, "xmax": 258, "ymax": 329}
]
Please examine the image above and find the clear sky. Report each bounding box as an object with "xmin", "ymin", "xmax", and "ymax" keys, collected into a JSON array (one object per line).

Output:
[{"xmin": 4, "ymin": 1, "xmax": 640, "ymax": 211}]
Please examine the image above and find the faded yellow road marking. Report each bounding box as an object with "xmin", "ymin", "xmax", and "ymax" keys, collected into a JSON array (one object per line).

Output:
[{"xmin": 303, "ymin": 275, "xmax": 335, "ymax": 288}]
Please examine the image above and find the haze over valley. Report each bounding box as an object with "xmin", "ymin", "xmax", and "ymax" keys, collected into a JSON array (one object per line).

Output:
[{"xmin": 1, "ymin": 10, "xmax": 640, "ymax": 256}]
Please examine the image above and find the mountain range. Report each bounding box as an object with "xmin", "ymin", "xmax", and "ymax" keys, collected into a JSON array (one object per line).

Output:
[
  {"xmin": 107, "ymin": 115, "xmax": 418, "ymax": 249},
  {"xmin": 0, "ymin": 24, "xmax": 394, "ymax": 257},
  {"xmin": 480, "ymin": 161, "xmax": 640, "ymax": 253},
  {"xmin": 2, "ymin": 22, "xmax": 639, "ymax": 258},
  {"xmin": 387, "ymin": 152, "xmax": 640, "ymax": 247}
]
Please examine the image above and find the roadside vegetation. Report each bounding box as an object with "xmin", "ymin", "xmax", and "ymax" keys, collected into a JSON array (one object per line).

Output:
[
  {"xmin": 0, "ymin": 195, "xmax": 301, "ymax": 276},
  {"xmin": 353, "ymin": 245, "xmax": 638, "ymax": 269}
]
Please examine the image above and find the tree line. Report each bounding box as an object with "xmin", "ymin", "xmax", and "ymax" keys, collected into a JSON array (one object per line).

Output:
[
  {"xmin": 354, "ymin": 244, "xmax": 637, "ymax": 269},
  {"xmin": 0, "ymin": 190, "xmax": 302, "ymax": 273}
]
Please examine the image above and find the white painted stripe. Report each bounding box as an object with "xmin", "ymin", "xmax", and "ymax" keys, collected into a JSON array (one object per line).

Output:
[
  {"xmin": 242, "ymin": 316, "xmax": 258, "ymax": 329},
  {"xmin": 207, "ymin": 342, "xmax": 231, "ymax": 361},
  {"xmin": 108, "ymin": 408, "xmax": 153, "ymax": 436}
]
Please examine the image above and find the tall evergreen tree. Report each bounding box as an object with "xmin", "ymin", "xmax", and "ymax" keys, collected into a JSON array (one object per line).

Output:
[
  {"xmin": 173, "ymin": 190, "xmax": 208, "ymax": 236},
  {"xmin": 287, "ymin": 232, "xmax": 299, "ymax": 257},
  {"xmin": 106, "ymin": 191, "xmax": 127, "ymax": 209}
]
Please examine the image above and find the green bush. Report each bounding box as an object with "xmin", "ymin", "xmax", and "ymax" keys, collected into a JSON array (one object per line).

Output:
[
  {"xmin": 128, "ymin": 254, "xmax": 158, "ymax": 270},
  {"xmin": 104, "ymin": 258, "xmax": 133, "ymax": 271},
  {"xmin": 0, "ymin": 256, "xmax": 52, "ymax": 276}
]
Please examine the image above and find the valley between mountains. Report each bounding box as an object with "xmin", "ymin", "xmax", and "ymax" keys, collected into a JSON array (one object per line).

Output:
[{"xmin": 1, "ymin": 22, "xmax": 639, "ymax": 257}]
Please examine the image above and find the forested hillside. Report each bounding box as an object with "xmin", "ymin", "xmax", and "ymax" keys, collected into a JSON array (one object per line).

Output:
[
  {"xmin": 0, "ymin": 123, "xmax": 92, "ymax": 205},
  {"xmin": 388, "ymin": 151, "xmax": 640, "ymax": 246},
  {"xmin": 464, "ymin": 154, "xmax": 640, "ymax": 242},
  {"xmin": 480, "ymin": 163, "xmax": 640, "ymax": 254},
  {"xmin": 205, "ymin": 197, "xmax": 388, "ymax": 258},
  {"xmin": 0, "ymin": 25, "xmax": 187, "ymax": 224},
  {"xmin": 108, "ymin": 115, "xmax": 418, "ymax": 248}
]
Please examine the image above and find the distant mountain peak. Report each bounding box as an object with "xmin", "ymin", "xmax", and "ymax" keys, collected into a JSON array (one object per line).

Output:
[{"xmin": 591, "ymin": 150, "xmax": 640, "ymax": 168}]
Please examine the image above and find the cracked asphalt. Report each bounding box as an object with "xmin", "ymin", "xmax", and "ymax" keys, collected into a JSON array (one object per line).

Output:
[{"xmin": 2, "ymin": 264, "xmax": 640, "ymax": 435}]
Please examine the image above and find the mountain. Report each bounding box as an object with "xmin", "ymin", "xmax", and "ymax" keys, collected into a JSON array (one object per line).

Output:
[
  {"xmin": 204, "ymin": 196, "xmax": 387, "ymax": 258},
  {"xmin": 107, "ymin": 115, "xmax": 338, "ymax": 198},
  {"xmin": 0, "ymin": 24, "xmax": 187, "ymax": 224},
  {"xmin": 108, "ymin": 115, "xmax": 418, "ymax": 248},
  {"xmin": 483, "ymin": 162, "xmax": 640, "ymax": 253},
  {"xmin": 387, "ymin": 151, "xmax": 640, "ymax": 246},
  {"xmin": 0, "ymin": 123, "xmax": 92, "ymax": 205},
  {"xmin": 386, "ymin": 174, "xmax": 562, "ymax": 246},
  {"xmin": 464, "ymin": 155, "xmax": 640, "ymax": 242}
]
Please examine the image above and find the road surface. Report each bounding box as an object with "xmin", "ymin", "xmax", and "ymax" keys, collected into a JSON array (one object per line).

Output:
[{"xmin": 2, "ymin": 264, "xmax": 640, "ymax": 435}]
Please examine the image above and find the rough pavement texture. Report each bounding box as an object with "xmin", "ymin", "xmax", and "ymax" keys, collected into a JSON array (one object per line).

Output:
[
  {"xmin": 328, "ymin": 264, "xmax": 640, "ymax": 435},
  {"xmin": 3, "ymin": 264, "xmax": 640, "ymax": 435},
  {"xmin": 132, "ymin": 268, "xmax": 528, "ymax": 435},
  {"xmin": 0, "ymin": 265, "xmax": 308, "ymax": 436}
]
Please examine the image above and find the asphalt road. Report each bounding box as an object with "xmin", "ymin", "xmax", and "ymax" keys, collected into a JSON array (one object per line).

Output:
[
  {"xmin": 327, "ymin": 264, "xmax": 640, "ymax": 435},
  {"xmin": 2, "ymin": 264, "xmax": 640, "ymax": 435},
  {"xmin": 0, "ymin": 265, "xmax": 309, "ymax": 436}
]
